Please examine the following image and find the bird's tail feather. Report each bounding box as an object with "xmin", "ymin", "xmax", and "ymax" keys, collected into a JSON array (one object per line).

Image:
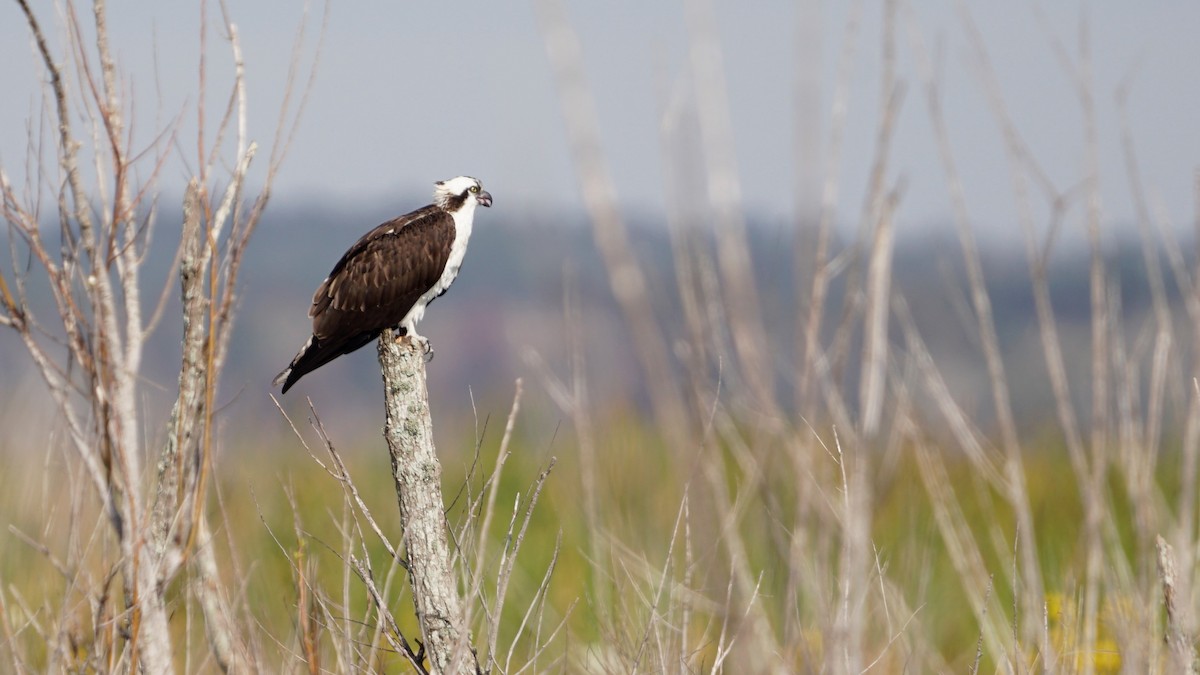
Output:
[{"xmin": 275, "ymin": 332, "xmax": 378, "ymax": 394}]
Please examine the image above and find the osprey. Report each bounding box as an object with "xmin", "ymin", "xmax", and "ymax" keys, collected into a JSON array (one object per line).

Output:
[{"xmin": 274, "ymin": 176, "xmax": 492, "ymax": 393}]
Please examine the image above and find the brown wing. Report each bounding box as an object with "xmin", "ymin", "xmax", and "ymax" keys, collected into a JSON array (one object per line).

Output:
[
  {"xmin": 311, "ymin": 205, "xmax": 455, "ymax": 340},
  {"xmin": 273, "ymin": 206, "xmax": 456, "ymax": 393}
]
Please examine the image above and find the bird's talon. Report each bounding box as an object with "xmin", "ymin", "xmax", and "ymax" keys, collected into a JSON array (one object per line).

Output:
[
  {"xmin": 405, "ymin": 334, "xmax": 434, "ymax": 362},
  {"xmin": 414, "ymin": 335, "xmax": 434, "ymax": 362}
]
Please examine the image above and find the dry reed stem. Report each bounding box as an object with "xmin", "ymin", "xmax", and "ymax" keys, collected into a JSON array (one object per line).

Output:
[
  {"xmin": 0, "ymin": 585, "xmax": 24, "ymax": 673},
  {"xmin": 969, "ymin": 574, "xmax": 994, "ymax": 675},
  {"xmin": 957, "ymin": 6, "xmax": 1135, "ymax": 669},
  {"xmin": 1068, "ymin": 20, "xmax": 1109, "ymax": 673},
  {"xmin": 859, "ymin": 180, "xmax": 900, "ymax": 440},
  {"xmin": 297, "ymin": 403, "xmax": 427, "ymax": 668},
  {"xmin": 490, "ymin": 464, "xmax": 558, "ymax": 672},
  {"xmin": 697, "ymin": 428, "xmax": 784, "ymax": 673},
  {"xmin": 503, "ymin": 531, "xmax": 564, "ymax": 674},
  {"xmin": 681, "ymin": 0, "xmax": 779, "ymax": 426},
  {"xmin": 533, "ymin": 0, "xmax": 691, "ymax": 450},
  {"xmin": 1176, "ymin": 380, "xmax": 1200, "ymax": 624},
  {"xmin": 792, "ymin": 0, "xmax": 823, "ymax": 284},
  {"xmin": 901, "ymin": 3, "xmax": 1046, "ymax": 641},
  {"xmin": 912, "ymin": 433, "xmax": 1011, "ymax": 668},
  {"xmin": 824, "ymin": 0, "xmax": 904, "ymax": 407},
  {"xmin": 1156, "ymin": 535, "xmax": 1199, "ymax": 674},
  {"xmin": 797, "ymin": 0, "xmax": 865, "ymax": 418},
  {"xmin": 656, "ymin": 77, "xmax": 743, "ymax": 454},
  {"xmin": 468, "ymin": 379, "xmax": 522, "ymax": 658},
  {"xmin": 562, "ymin": 273, "xmax": 608, "ymax": 612},
  {"xmin": 830, "ymin": 423, "xmax": 872, "ymax": 675},
  {"xmin": 630, "ymin": 491, "xmax": 691, "ymax": 672}
]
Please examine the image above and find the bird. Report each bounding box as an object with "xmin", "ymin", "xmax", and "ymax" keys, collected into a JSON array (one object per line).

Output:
[{"xmin": 274, "ymin": 176, "xmax": 492, "ymax": 393}]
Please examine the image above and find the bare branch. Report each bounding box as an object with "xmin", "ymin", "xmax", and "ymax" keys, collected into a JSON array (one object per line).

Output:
[
  {"xmin": 489, "ymin": 458, "xmax": 556, "ymax": 672},
  {"xmin": 903, "ymin": 1, "xmax": 1045, "ymax": 639},
  {"xmin": 533, "ymin": 0, "xmax": 690, "ymax": 448}
]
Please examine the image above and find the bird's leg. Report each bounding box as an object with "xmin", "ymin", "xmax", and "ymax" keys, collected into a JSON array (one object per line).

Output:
[
  {"xmin": 404, "ymin": 330, "xmax": 434, "ymax": 362},
  {"xmin": 417, "ymin": 334, "xmax": 435, "ymax": 363}
]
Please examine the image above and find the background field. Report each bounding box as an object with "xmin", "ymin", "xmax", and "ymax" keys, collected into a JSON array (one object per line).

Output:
[{"xmin": 2, "ymin": 1, "xmax": 1199, "ymax": 673}]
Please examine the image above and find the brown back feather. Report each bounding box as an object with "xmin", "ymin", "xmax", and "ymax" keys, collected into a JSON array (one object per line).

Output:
[{"xmin": 310, "ymin": 206, "xmax": 456, "ymax": 341}]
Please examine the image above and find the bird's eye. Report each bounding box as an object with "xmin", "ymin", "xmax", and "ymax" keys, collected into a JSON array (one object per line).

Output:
[{"xmin": 469, "ymin": 186, "xmax": 480, "ymax": 193}]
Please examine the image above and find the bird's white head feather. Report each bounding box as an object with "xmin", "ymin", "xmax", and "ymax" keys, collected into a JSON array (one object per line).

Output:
[{"xmin": 434, "ymin": 176, "xmax": 491, "ymax": 210}]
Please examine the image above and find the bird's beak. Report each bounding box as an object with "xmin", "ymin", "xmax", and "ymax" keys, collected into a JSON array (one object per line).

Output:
[{"xmin": 478, "ymin": 191, "xmax": 492, "ymax": 207}]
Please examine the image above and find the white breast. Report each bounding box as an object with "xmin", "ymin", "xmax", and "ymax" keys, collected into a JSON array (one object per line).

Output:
[{"xmin": 399, "ymin": 201, "xmax": 478, "ymax": 335}]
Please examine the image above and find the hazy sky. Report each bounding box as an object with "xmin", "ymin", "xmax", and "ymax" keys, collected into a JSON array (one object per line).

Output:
[{"xmin": 1, "ymin": 1, "xmax": 1197, "ymax": 242}]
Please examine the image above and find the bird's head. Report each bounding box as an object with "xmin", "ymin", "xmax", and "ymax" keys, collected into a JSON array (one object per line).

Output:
[{"xmin": 434, "ymin": 176, "xmax": 492, "ymax": 211}]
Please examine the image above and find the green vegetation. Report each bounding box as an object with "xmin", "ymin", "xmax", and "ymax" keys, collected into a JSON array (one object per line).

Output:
[{"xmin": 0, "ymin": 425, "xmax": 1183, "ymax": 672}]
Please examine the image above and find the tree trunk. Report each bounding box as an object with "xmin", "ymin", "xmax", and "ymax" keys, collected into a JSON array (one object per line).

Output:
[{"xmin": 377, "ymin": 330, "xmax": 474, "ymax": 674}]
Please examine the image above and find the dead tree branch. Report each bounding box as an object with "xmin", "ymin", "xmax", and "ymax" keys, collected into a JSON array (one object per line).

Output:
[{"xmin": 2, "ymin": 1, "xmax": 321, "ymax": 670}]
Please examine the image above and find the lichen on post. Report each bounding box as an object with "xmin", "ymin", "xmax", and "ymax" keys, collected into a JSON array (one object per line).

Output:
[{"xmin": 377, "ymin": 328, "xmax": 474, "ymax": 674}]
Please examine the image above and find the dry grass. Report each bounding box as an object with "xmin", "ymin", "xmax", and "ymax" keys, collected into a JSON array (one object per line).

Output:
[{"xmin": 2, "ymin": 0, "xmax": 1199, "ymax": 673}]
